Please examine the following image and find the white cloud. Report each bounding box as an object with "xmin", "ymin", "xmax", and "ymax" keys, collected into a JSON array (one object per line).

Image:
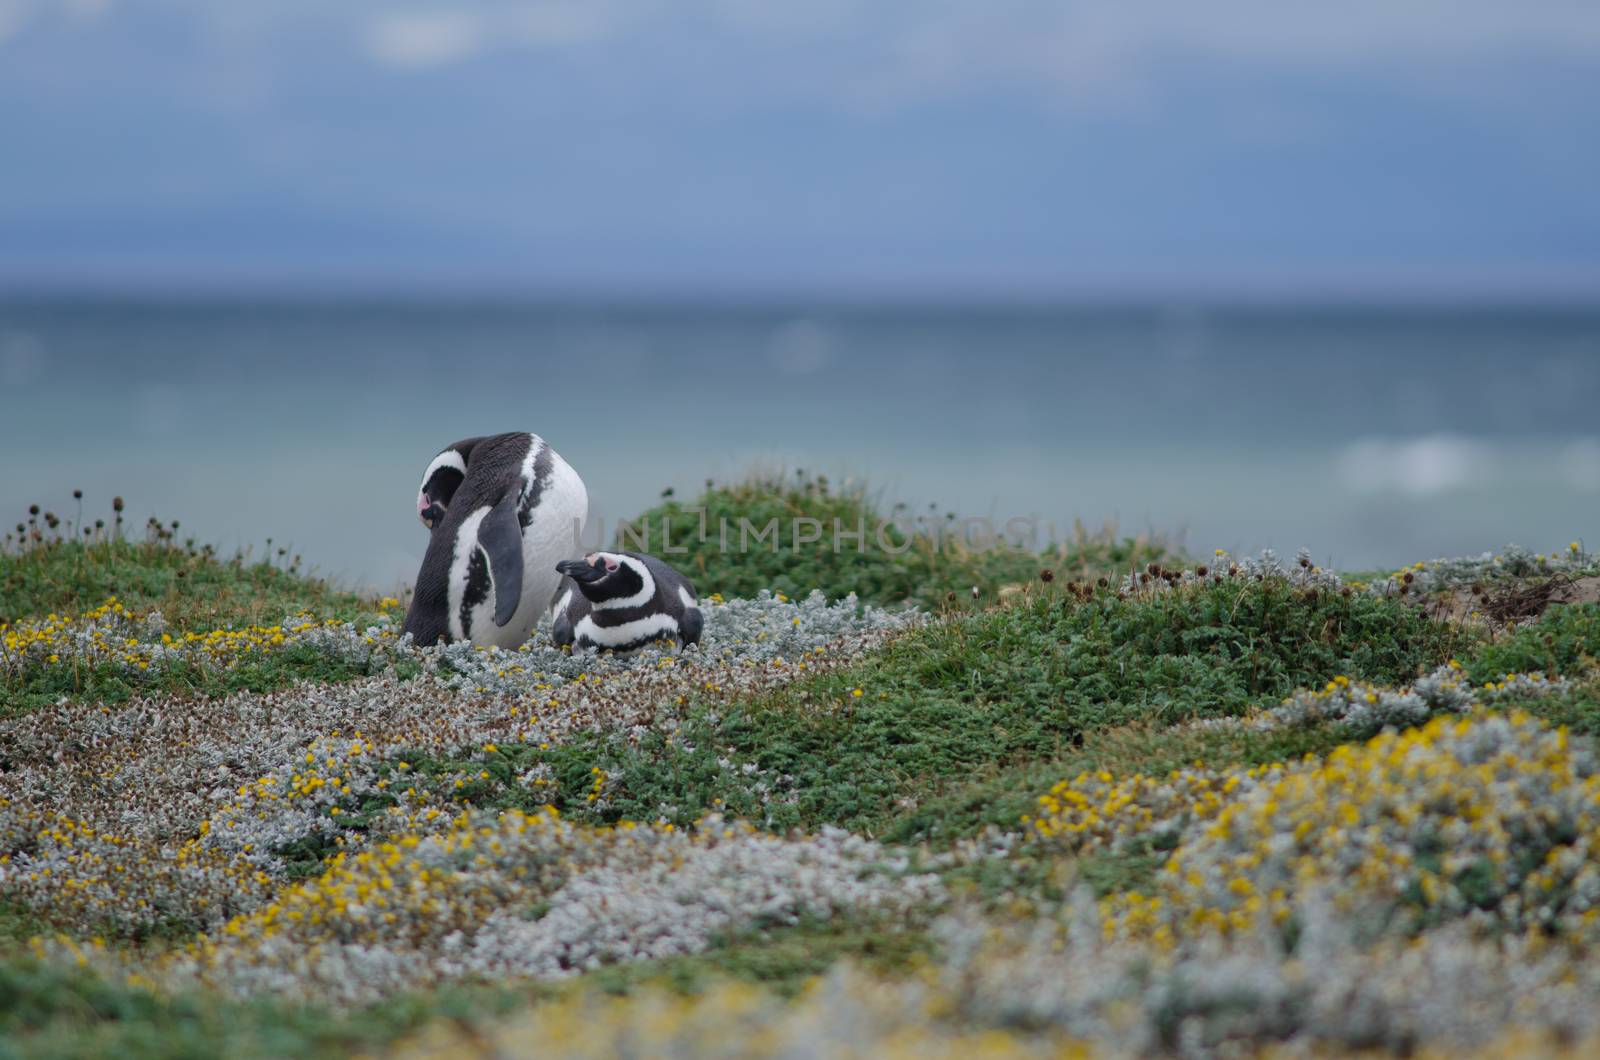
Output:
[
  {"xmin": 364, "ymin": 2, "xmax": 639, "ymax": 69},
  {"xmin": 366, "ymin": 11, "xmax": 487, "ymax": 69}
]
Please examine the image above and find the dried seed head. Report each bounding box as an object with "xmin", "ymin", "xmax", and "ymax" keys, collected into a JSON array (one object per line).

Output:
[
  {"xmin": 1039, "ymin": 568, "xmax": 1054, "ymax": 583},
  {"xmin": 73, "ymin": 489, "xmax": 83, "ymax": 500},
  {"xmin": 1097, "ymin": 577, "xmax": 1109, "ymax": 588},
  {"xmin": 28, "ymin": 504, "xmax": 39, "ymax": 516},
  {"xmin": 1196, "ymin": 565, "xmax": 1209, "ymax": 577},
  {"xmin": 113, "ymin": 497, "xmax": 124, "ymax": 512},
  {"xmin": 1402, "ymin": 572, "xmax": 1414, "ymax": 584}
]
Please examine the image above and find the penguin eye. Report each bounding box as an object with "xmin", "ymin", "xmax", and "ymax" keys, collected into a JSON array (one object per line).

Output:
[{"xmin": 604, "ymin": 559, "xmax": 619, "ymax": 573}]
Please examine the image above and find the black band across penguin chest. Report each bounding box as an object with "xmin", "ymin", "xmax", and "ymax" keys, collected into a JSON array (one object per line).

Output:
[{"xmin": 573, "ymin": 597, "xmax": 682, "ymax": 652}]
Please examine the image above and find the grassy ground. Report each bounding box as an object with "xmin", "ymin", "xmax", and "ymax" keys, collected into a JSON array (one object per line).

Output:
[
  {"xmin": 620, "ymin": 470, "xmax": 1179, "ymax": 606},
  {"xmin": 1, "ymin": 524, "xmax": 390, "ymax": 714},
  {"xmin": 3, "ymin": 493, "xmax": 1599, "ymax": 1057},
  {"xmin": 2, "ymin": 528, "xmax": 372, "ymax": 629},
  {"xmin": 377, "ymin": 575, "xmax": 1466, "ymax": 841}
]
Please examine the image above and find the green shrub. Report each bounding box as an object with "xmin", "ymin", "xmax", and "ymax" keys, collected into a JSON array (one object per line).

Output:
[
  {"xmin": 1464, "ymin": 603, "xmax": 1600, "ymax": 684},
  {"xmin": 617, "ymin": 471, "xmax": 1176, "ymax": 606}
]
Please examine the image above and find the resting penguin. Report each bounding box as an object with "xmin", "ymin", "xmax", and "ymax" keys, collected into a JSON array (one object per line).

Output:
[
  {"xmin": 403, "ymin": 432, "xmax": 587, "ymax": 648},
  {"xmin": 551, "ymin": 551, "xmax": 703, "ymax": 652}
]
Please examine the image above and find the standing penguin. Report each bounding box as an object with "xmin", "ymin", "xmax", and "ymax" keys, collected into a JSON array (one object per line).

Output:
[
  {"xmin": 551, "ymin": 551, "xmax": 703, "ymax": 652},
  {"xmin": 403, "ymin": 432, "xmax": 587, "ymax": 648}
]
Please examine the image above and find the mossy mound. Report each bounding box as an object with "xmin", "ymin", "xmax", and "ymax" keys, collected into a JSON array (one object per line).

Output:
[
  {"xmin": 619, "ymin": 470, "xmax": 1177, "ymax": 607},
  {"xmin": 2, "ymin": 506, "xmax": 371, "ymax": 629}
]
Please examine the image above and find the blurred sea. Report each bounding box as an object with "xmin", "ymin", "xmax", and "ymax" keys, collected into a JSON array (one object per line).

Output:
[{"xmin": 2, "ymin": 297, "xmax": 1597, "ymax": 590}]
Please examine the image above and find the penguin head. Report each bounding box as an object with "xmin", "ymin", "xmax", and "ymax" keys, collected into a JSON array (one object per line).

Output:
[
  {"xmin": 556, "ymin": 552, "xmax": 643, "ymax": 603},
  {"xmin": 416, "ymin": 437, "xmax": 484, "ymax": 530}
]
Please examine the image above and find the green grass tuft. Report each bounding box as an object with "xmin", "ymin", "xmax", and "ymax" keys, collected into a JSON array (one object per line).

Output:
[
  {"xmin": 1, "ymin": 536, "xmax": 372, "ymax": 629},
  {"xmin": 619, "ymin": 471, "xmax": 1178, "ymax": 606}
]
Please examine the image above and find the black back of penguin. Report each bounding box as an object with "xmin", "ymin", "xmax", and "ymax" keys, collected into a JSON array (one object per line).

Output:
[
  {"xmin": 403, "ymin": 433, "xmax": 534, "ymax": 646},
  {"xmin": 552, "ymin": 551, "xmax": 703, "ymax": 652}
]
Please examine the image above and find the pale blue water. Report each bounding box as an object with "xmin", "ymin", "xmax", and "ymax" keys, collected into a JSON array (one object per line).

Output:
[{"xmin": 2, "ymin": 297, "xmax": 1597, "ymax": 590}]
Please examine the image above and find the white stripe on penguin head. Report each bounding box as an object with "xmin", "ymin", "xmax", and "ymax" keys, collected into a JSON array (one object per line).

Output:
[
  {"xmin": 447, "ymin": 507, "xmax": 491, "ymax": 641},
  {"xmin": 420, "ymin": 447, "xmax": 467, "ymax": 496},
  {"xmin": 594, "ymin": 553, "xmax": 657, "ymax": 611}
]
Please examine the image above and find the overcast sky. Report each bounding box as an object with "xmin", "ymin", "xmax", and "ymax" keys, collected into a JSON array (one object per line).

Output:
[{"xmin": 2, "ymin": 1, "xmax": 1598, "ymax": 298}]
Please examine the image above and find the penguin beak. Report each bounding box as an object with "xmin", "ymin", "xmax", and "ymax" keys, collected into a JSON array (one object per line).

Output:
[{"xmin": 557, "ymin": 558, "xmax": 606, "ymax": 583}]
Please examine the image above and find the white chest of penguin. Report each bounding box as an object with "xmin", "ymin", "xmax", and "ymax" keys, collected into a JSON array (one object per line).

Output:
[{"xmin": 449, "ymin": 455, "xmax": 588, "ymax": 647}]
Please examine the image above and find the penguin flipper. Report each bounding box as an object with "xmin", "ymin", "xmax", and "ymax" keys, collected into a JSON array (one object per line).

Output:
[{"xmin": 477, "ymin": 492, "xmax": 525, "ymax": 627}]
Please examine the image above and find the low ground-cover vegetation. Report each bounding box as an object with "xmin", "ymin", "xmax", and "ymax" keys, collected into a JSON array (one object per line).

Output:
[
  {"xmin": 434, "ymin": 556, "xmax": 1468, "ymax": 839},
  {"xmin": 2, "ymin": 486, "xmax": 1599, "ymax": 1057},
  {"xmin": 3, "ymin": 495, "xmax": 371, "ymax": 627},
  {"xmin": 621, "ymin": 470, "xmax": 1178, "ymax": 606},
  {"xmin": 2, "ymin": 501, "xmax": 389, "ymax": 714}
]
